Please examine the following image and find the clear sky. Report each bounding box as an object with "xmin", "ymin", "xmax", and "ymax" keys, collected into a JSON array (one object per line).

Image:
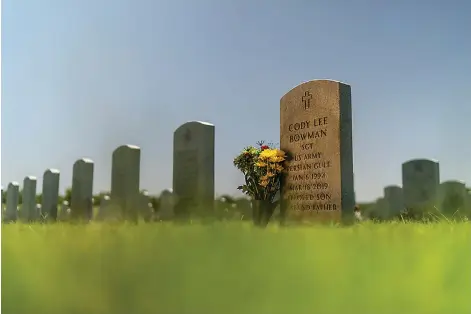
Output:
[{"xmin": 1, "ymin": 0, "xmax": 470, "ymax": 202}]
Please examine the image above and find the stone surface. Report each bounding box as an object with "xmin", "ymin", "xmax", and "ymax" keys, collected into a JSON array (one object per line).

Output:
[
  {"xmin": 384, "ymin": 185, "xmax": 404, "ymax": 219},
  {"xmin": 41, "ymin": 169, "xmax": 61, "ymax": 221},
  {"xmin": 71, "ymin": 158, "xmax": 94, "ymax": 221},
  {"xmin": 21, "ymin": 176, "xmax": 38, "ymax": 222},
  {"xmin": 96, "ymin": 195, "xmax": 111, "ymax": 221},
  {"xmin": 280, "ymin": 79, "xmax": 354, "ymax": 224},
  {"xmin": 439, "ymin": 180, "xmax": 467, "ymax": 218},
  {"xmin": 5, "ymin": 182, "xmax": 20, "ymax": 222},
  {"xmin": 111, "ymin": 145, "xmax": 141, "ymax": 222},
  {"xmin": 36, "ymin": 204, "xmax": 42, "ymax": 217},
  {"xmin": 58, "ymin": 201, "xmax": 70, "ymax": 221},
  {"xmin": 139, "ymin": 190, "xmax": 153, "ymax": 222},
  {"xmin": 173, "ymin": 121, "xmax": 215, "ymax": 218},
  {"xmin": 402, "ymin": 159, "xmax": 440, "ymax": 215},
  {"xmin": 159, "ymin": 189, "xmax": 176, "ymax": 220}
]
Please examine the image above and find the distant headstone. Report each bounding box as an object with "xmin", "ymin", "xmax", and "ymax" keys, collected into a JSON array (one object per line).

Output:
[
  {"xmin": 384, "ymin": 185, "xmax": 404, "ymax": 219},
  {"xmin": 280, "ymin": 79, "xmax": 354, "ymax": 224},
  {"xmin": 36, "ymin": 204, "xmax": 42, "ymax": 217},
  {"xmin": 58, "ymin": 201, "xmax": 70, "ymax": 221},
  {"xmin": 139, "ymin": 190, "xmax": 153, "ymax": 222},
  {"xmin": 21, "ymin": 176, "xmax": 38, "ymax": 222},
  {"xmin": 159, "ymin": 189, "xmax": 176, "ymax": 220},
  {"xmin": 5, "ymin": 182, "xmax": 20, "ymax": 222},
  {"xmin": 439, "ymin": 180, "xmax": 467, "ymax": 218},
  {"xmin": 41, "ymin": 169, "xmax": 61, "ymax": 221},
  {"xmin": 173, "ymin": 121, "xmax": 215, "ymax": 218},
  {"xmin": 111, "ymin": 145, "xmax": 141, "ymax": 222},
  {"xmin": 71, "ymin": 158, "xmax": 94, "ymax": 221},
  {"xmin": 96, "ymin": 195, "xmax": 111, "ymax": 221},
  {"xmin": 402, "ymin": 159, "xmax": 439, "ymax": 216}
]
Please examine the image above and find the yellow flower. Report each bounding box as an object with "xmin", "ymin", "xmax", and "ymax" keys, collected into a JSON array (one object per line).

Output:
[
  {"xmin": 259, "ymin": 180, "xmax": 269, "ymax": 187},
  {"xmin": 255, "ymin": 161, "xmax": 267, "ymax": 167},
  {"xmin": 276, "ymin": 149, "xmax": 286, "ymax": 157},
  {"xmin": 274, "ymin": 164, "xmax": 284, "ymax": 172},
  {"xmin": 269, "ymin": 156, "xmax": 285, "ymax": 163},
  {"xmin": 266, "ymin": 172, "xmax": 275, "ymax": 177},
  {"xmin": 259, "ymin": 149, "xmax": 277, "ymax": 159}
]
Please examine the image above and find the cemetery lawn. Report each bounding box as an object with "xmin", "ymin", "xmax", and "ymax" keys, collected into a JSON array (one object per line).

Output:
[{"xmin": 2, "ymin": 222, "xmax": 470, "ymax": 314}]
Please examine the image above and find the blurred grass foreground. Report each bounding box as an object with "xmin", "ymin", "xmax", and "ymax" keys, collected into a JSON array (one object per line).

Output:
[{"xmin": 2, "ymin": 222, "xmax": 471, "ymax": 314}]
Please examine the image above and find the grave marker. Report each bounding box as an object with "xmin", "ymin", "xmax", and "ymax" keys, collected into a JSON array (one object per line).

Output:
[
  {"xmin": 111, "ymin": 145, "xmax": 141, "ymax": 222},
  {"xmin": 402, "ymin": 159, "xmax": 439, "ymax": 216},
  {"xmin": 5, "ymin": 182, "xmax": 20, "ymax": 222},
  {"xmin": 71, "ymin": 158, "xmax": 94, "ymax": 221},
  {"xmin": 384, "ymin": 185, "xmax": 404, "ymax": 219},
  {"xmin": 21, "ymin": 176, "xmax": 38, "ymax": 222},
  {"xmin": 280, "ymin": 80, "xmax": 354, "ymax": 224},
  {"xmin": 173, "ymin": 121, "xmax": 215, "ymax": 218},
  {"xmin": 439, "ymin": 180, "xmax": 467, "ymax": 218},
  {"xmin": 41, "ymin": 169, "xmax": 60, "ymax": 221}
]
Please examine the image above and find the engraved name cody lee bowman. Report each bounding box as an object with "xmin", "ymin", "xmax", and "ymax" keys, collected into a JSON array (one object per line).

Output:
[{"xmin": 280, "ymin": 80, "xmax": 354, "ymax": 223}]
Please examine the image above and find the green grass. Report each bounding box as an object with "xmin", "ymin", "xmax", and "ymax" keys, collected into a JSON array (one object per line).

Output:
[{"xmin": 2, "ymin": 221, "xmax": 471, "ymax": 314}]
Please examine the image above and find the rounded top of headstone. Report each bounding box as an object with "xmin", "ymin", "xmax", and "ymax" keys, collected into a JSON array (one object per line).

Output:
[
  {"xmin": 24, "ymin": 175, "xmax": 37, "ymax": 180},
  {"xmin": 160, "ymin": 189, "xmax": 173, "ymax": 196},
  {"xmin": 141, "ymin": 190, "xmax": 149, "ymax": 196},
  {"xmin": 114, "ymin": 144, "xmax": 141, "ymax": 152},
  {"xmin": 103, "ymin": 195, "xmax": 111, "ymax": 200},
  {"xmin": 45, "ymin": 168, "xmax": 60, "ymax": 174},
  {"xmin": 62, "ymin": 201, "xmax": 69, "ymax": 205},
  {"xmin": 281, "ymin": 79, "xmax": 350, "ymax": 99},
  {"xmin": 8, "ymin": 181, "xmax": 20, "ymax": 187},
  {"xmin": 175, "ymin": 121, "xmax": 214, "ymax": 135},
  {"xmin": 402, "ymin": 158, "xmax": 439, "ymax": 166},
  {"xmin": 440, "ymin": 180, "xmax": 466, "ymax": 186},
  {"xmin": 36, "ymin": 204, "xmax": 42, "ymax": 208},
  {"xmin": 76, "ymin": 158, "xmax": 94, "ymax": 163},
  {"xmin": 384, "ymin": 185, "xmax": 401, "ymax": 191}
]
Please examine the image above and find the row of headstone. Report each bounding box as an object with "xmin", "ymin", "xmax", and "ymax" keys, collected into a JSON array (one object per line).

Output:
[{"xmin": 368, "ymin": 159, "xmax": 470, "ymax": 219}]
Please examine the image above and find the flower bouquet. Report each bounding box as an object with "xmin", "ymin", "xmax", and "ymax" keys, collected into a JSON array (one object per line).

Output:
[{"xmin": 233, "ymin": 141, "xmax": 286, "ymax": 227}]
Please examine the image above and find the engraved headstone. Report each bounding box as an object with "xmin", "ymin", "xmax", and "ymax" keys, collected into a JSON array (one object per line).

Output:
[
  {"xmin": 5, "ymin": 182, "xmax": 20, "ymax": 222},
  {"xmin": 41, "ymin": 169, "xmax": 60, "ymax": 221},
  {"xmin": 71, "ymin": 158, "xmax": 94, "ymax": 221},
  {"xmin": 173, "ymin": 121, "xmax": 215, "ymax": 218},
  {"xmin": 439, "ymin": 180, "xmax": 467, "ymax": 218},
  {"xmin": 384, "ymin": 185, "xmax": 404, "ymax": 219},
  {"xmin": 402, "ymin": 159, "xmax": 439, "ymax": 216},
  {"xmin": 280, "ymin": 80, "xmax": 354, "ymax": 224},
  {"xmin": 111, "ymin": 145, "xmax": 141, "ymax": 222},
  {"xmin": 159, "ymin": 189, "xmax": 176, "ymax": 220},
  {"xmin": 21, "ymin": 176, "xmax": 38, "ymax": 222}
]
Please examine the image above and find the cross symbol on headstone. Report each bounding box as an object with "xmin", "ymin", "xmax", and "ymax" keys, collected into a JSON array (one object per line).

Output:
[
  {"xmin": 302, "ymin": 91, "xmax": 313, "ymax": 110},
  {"xmin": 184, "ymin": 129, "xmax": 192, "ymax": 142}
]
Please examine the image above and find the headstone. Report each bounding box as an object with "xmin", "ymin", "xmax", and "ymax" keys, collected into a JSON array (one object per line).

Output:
[
  {"xmin": 280, "ymin": 79, "xmax": 354, "ymax": 224},
  {"xmin": 402, "ymin": 159, "xmax": 439, "ymax": 217},
  {"xmin": 439, "ymin": 180, "xmax": 467, "ymax": 218},
  {"xmin": 5, "ymin": 182, "xmax": 20, "ymax": 222},
  {"xmin": 139, "ymin": 190, "xmax": 153, "ymax": 222},
  {"xmin": 96, "ymin": 195, "xmax": 111, "ymax": 221},
  {"xmin": 173, "ymin": 121, "xmax": 215, "ymax": 218},
  {"xmin": 58, "ymin": 201, "xmax": 70, "ymax": 221},
  {"xmin": 467, "ymin": 191, "xmax": 471, "ymax": 218},
  {"xmin": 41, "ymin": 169, "xmax": 60, "ymax": 221},
  {"xmin": 36, "ymin": 204, "xmax": 42, "ymax": 217},
  {"xmin": 384, "ymin": 185, "xmax": 404, "ymax": 219},
  {"xmin": 111, "ymin": 145, "xmax": 141, "ymax": 222},
  {"xmin": 159, "ymin": 189, "xmax": 176, "ymax": 220},
  {"xmin": 21, "ymin": 176, "xmax": 38, "ymax": 222},
  {"xmin": 71, "ymin": 158, "xmax": 94, "ymax": 221}
]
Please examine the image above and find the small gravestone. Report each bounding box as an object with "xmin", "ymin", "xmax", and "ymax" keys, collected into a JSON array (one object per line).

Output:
[
  {"xmin": 96, "ymin": 195, "xmax": 111, "ymax": 221},
  {"xmin": 384, "ymin": 185, "xmax": 404, "ymax": 219},
  {"xmin": 58, "ymin": 201, "xmax": 70, "ymax": 221},
  {"xmin": 5, "ymin": 182, "xmax": 20, "ymax": 222},
  {"xmin": 280, "ymin": 80, "xmax": 355, "ymax": 224},
  {"xmin": 111, "ymin": 145, "xmax": 141, "ymax": 222},
  {"xmin": 439, "ymin": 180, "xmax": 467, "ymax": 218},
  {"xmin": 159, "ymin": 189, "xmax": 176, "ymax": 220},
  {"xmin": 41, "ymin": 169, "xmax": 60, "ymax": 221},
  {"xmin": 21, "ymin": 176, "xmax": 38, "ymax": 222},
  {"xmin": 71, "ymin": 158, "xmax": 94, "ymax": 221},
  {"xmin": 173, "ymin": 121, "xmax": 215, "ymax": 219},
  {"xmin": 402, "ymin": 159, "xmax": 439, "ymax": 216},
  {"xmin": 36, "ymin": 204, "xmax": 42, "ymax": 217},
  {"xmin": 139, "ymin": 190, "xmax": 153, "ymax": 222}
]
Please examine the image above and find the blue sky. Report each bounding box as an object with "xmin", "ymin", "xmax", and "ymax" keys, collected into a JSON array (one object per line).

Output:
[{"xmin": 1, "ymin": 0, "xmax": 470, "ymax": 202}]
